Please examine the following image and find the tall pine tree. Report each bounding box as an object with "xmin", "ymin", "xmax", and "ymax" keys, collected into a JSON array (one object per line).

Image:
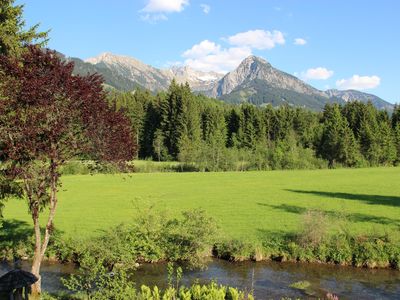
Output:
[
  {"xmin": 318, "ymin": 104, "xmax": 360, "ymax": 167},
  {"xmin": 0, "ymin": 0, "xmax": 48, "ymax": 56}
]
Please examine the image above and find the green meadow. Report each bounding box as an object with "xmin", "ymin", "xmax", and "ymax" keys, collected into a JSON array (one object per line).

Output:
[{"xmin": 3, "ymin": 167, "xmax": 400, "ymax": 241}]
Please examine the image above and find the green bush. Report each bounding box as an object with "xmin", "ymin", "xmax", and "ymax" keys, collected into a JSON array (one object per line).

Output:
[
  {"xmin": 327, "ymin": 234, "xmax": 353, "ymax": 265},
  {"xmin": 60, "ymin": 160, "xmax": 121, "ymax": 175},
  {"xmin": 60, "ymin": 161, "xmax": 91, "ymax": 175},
  {"xmin": 56, "ymin": 208, "xmax": 218, "ymax": 269},
  {"xmin": 213, "ymin": 240, "xmax": 255, "ymax": 261}
]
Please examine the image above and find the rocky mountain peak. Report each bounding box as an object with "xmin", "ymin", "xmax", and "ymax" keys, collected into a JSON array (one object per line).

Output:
[
  {"xmin": 241, "ymin": 55, "xmax": 269, "ymax": 65},
  {"xmin": 236, "ymin": 55, "xmax": 271, "ymax": 75},
  {"xmin": 68, "ymin": 52, "xmax": 393, "ymax": 111},
  {"xmin": 85, "ymin": 52, "xmax": 146, "ymax": 69}
]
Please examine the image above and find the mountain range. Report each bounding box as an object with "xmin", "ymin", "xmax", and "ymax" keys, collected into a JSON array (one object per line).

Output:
[{"xmin": 64, "ymin": 52, "xmax": 394, "ymax": 111}]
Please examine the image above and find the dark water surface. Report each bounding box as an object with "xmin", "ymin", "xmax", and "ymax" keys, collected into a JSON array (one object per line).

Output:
[{"xmin": 1, "ymin": 259, "xmax": 400, "ymax": 299}]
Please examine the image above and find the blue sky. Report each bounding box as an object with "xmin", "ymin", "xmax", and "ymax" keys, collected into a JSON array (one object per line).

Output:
[{"xmin": 20, "ymin": 0, "xmax": 400, "ymax": 103}]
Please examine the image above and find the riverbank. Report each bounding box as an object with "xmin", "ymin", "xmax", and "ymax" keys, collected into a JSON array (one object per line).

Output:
[
  {"xmin": 3, "ymin": 216, "xmax": 400, "ymax": 271},
  {"xmin": 2, "ymin": 258, "xmax": 400, "ymax": 299}
]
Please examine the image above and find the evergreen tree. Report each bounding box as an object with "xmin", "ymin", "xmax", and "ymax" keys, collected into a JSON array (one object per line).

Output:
[
  {"xmin": 238, "ymin": 104, "xmax": 265, "ymax": 148},
  {"xmin": 293, "ymin": 108, "xmax": 321, "ymax": 148},
  {"xmin": 160, "ymin": 81, "xmax": 201, "ymax": 161},
  {"xmin": 160, "ymin": 80, "xmax": 183, "ymax": 159},
  {"xmin": 177, "ymin": 83, "xmax": 202, "ymax": 163},
  {"xmin": 394, "ymin": 123, "xmax": 400, "ymax": 163},
  {"xmin": 318, "ymin": 104, "xmax": 360, "ymax": 167},
  {"xmin": 0, "ymin": 0, "xmax": 48, "ymax": 56},
  {"xmin": 262, "ymin": 104, "xmax": 274, "ymax": 142},
  {"xmin": 376, "ymin": 119, "xmax": 396, "ymax": 165},
  {"xmin": 152, "ymin": 129, "xmax": 167, "ymax": 162},
  {"xmin": 140, "ymin": 98, "xmax": 162, "ymax": 159},
  {"xmin": 392, "ymin": 104, "xmax": 400, "ymax": 129},
  {"xmin": 342, "ymin": 101, "xmax": 367, "ymax": 139},
  {"xmin": 110, "ymin": 89, "xmax": 151, "ymax": 158},
  {"xmin": 199, "ymin": 105, "xmax": 228, "ymax": 170},
  {"xmin": 358, "ymin": 103, "xmax": 381, "ymax": 165},
  {"xmin": 270, "ymin": 104, "xmax": 294, "ymax": 141},
  {"xmin": 226, "ymin": 108, "xmax": 241, "ymax": 148}
]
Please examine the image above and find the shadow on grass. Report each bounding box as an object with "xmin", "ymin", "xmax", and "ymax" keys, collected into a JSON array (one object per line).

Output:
[
  {"xmin": 258, "ymin": 203, "xmax": 400, "ymax": 227},
  {"xmin": 256, "ymin": 228, "xmax": 297, "ymax": 241},
  {"xmin": 286, "ymin": 189, "xmax": 400, "ymax": 207},
  {"xmin": 1, "ymin": 219, "xmax": 65, "ymax": 260},
  {"xmin": 0, "ymin": 219, "xmax": 33, "ymax": 245}
]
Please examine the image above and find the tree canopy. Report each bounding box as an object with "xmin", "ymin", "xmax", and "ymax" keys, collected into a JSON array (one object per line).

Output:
[{"xmin": 0, "ymin": 46, "xmax": 135, "ymax": 294}]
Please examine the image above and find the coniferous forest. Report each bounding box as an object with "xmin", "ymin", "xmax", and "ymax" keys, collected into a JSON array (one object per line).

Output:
[{"xmin": 109, "ymin": 80, "xmax": 400, "ymax": 171}]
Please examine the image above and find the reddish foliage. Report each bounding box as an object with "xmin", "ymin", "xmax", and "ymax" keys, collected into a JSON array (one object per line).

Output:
[{"xmin": 0, "ymin": 46, "xmax": 135, "ymax": 172}]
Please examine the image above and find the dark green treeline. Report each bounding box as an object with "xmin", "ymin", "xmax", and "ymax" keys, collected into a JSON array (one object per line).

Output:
[{"xmin": 110, "ymin": 80, "xmax": 400, "ymax": 171}]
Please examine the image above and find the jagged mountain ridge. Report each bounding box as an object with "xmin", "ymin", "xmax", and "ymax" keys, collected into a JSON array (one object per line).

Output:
[
  {"xmin": 209, "ymin": 56, "xmax": 327, "ymax": 98},
  {"xmin": 64, "ymin": 52, "xmax": 393, "ymax": 111},
  {"xmin": 83, "ymin": 52, "xmax": 223, "ymax": 92},
  {"xmin": 208, "ymin": 55, "xmax": 341, "ymax": 110},
  {"xmin": 325, "ymin": 89, "xmax": 393, "ymax": 111}
]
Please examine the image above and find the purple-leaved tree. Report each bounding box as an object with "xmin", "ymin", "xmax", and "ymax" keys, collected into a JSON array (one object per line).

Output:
[{"xmin": 0, "ymin": 46, "xmax": 135, "ymax": 295}]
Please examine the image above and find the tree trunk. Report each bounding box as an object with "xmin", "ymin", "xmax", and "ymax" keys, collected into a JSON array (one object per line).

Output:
[
  {"xmin": 30, "ymin": 208, "xmax": 42, "ymax": 296},
  {"xmin": 30, "ymin": 163, "xmax": 59, "ymax": 297}
]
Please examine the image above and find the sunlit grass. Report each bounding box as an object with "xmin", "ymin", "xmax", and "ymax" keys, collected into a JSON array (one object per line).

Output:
[{"xmin": 4, "ymin": 167, "xmax": 400, "ymax": 241}]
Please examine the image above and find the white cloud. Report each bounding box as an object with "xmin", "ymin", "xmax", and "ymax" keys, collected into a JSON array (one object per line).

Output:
[
  {"xmin": 301, "ymin": 67, "xmax": 334, "ymax": 81},
  {"xmin": 294, "ymin": 38, "xmax": 307, "ymax": 46},
  {"xmin": 200, "ymin": 4, "xmax": 210, "ymax": 14},
  {"xmin": 227, "ymin": 29, "xmax": 285, "ymax": 50},
  {"xmin": 179, "ymin": 29, "xmax": 286, "ymax": 73},
  {"xmin": 142, "ymin": 0, "xmax": 189, "ymax": 13},
  {"xmin": 183, "ymin": 40, "xmax": 220, "ymax": 58},
  {"xmin": 336, "ymin": 75, "xmax": 381, "ymax": 90},
  {"xmin": 140, "ymin": 0, "xmax": 189, "ymax": 22},
  {"xmin": 182, "ymin": 40, "xmax": 251, "ymax": 73}
]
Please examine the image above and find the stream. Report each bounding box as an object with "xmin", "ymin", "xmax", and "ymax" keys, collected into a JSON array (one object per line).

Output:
[{"xmin": 1, "ymin": 259, "xmax": 400, "ymax": 299}]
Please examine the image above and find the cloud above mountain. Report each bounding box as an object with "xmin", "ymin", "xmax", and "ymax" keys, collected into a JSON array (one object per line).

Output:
[
  {"xmin": 300, "ymin": 67, "xmax": 334, "ymax": 80},
  {"xmin": 181, "ymin": 29, "xmax": 285, "ymax": 73},
  {"xmin": 182, "ymin": 40, "xmax": 251, "ymax": 73},
  {"xmin": 294, "ymin": 38, "xmax": 307, "ymax": 45},
  {"xmin": 336, "ymin": 75, "xmax": 381, "ymax": 90},
  {"xmin": 140, "ymin": 0, "xmax": 189, "ymax": 22},
  {"xmin": 227, "ymin": 29, "xmax": 285, "ymax": 50}
]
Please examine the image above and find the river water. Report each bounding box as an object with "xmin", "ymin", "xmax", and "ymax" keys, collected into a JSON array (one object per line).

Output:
[{"xmin": 1, "ymin": 259, "xmax": 400, "ymax": 299}]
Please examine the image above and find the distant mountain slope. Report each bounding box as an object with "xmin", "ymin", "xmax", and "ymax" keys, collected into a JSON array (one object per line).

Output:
[
  {"xmin": 325, "ymin": 89, "xmax": 394, "ymax": 111},
  {"xmin": 220, "ymin": 80, "xmax": 344, "ymax": 110},
  {"xmin": 61, "ymin": 51, "xmax": 394, "ymax": 111},
  {"xmin": 70, "ymin": 57, "xmax": 144, "ymax": 91},
  {"xmin": 85, "ymin": 53, "xmax": 170, "ymax": 91},
  {"xmin": 209, "ymin": 56, "xmax": 327, "ymax": 98},
  {"xmin": 84, "ymin": 52, "xmax": 223, "ymax": 92},
  {"xmin": 209, "ymin": 56, "xmax": 342, "ymax": 110},
  {"xmin": 167, "ymin": 66, "xmax": 223, "ymax": 92}
]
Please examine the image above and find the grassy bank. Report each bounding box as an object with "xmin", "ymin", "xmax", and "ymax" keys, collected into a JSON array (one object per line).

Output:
[{"xmin": 2, "ymin": 167, "xmax": 400, "ymax": 268}]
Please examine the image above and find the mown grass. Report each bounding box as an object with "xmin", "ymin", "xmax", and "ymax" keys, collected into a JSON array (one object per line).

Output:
[{"xmin": 3, "ymin": 167, "xmax": 400, "ymax": 242}]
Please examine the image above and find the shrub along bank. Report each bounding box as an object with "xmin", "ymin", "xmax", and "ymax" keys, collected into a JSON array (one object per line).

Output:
[{"xmin": 2, "ymin": 209, "xmax": 400, "ymax": 271}]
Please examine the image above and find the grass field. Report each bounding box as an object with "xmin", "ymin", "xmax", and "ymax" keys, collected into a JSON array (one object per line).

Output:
[{"xmin": 3, "ymin": 167, "xmax": 400, "ymax": 241}]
